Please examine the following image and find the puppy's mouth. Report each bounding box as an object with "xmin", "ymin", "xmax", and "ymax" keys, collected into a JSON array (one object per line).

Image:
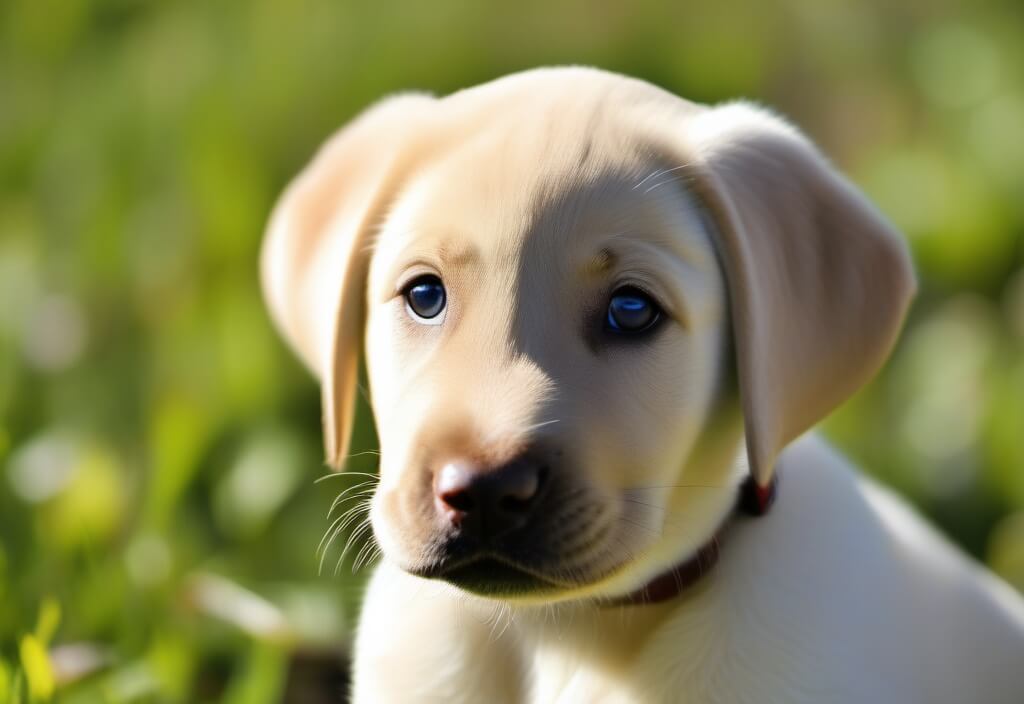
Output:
[
  {"xmin": 381, "ymin": 480, "xmax": 629, "ymax": 598},
  {"xmin": 411, "ymin": 553, "xmax": 565, "ymax": 597},
  {"xmin": 400, "ymin": 510, "xmax": 616, "ymax": 598}
]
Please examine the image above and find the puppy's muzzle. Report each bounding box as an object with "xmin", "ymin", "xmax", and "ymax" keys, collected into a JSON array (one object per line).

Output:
[
  {"xmin": 434, "ymin": 458, "xmax": 550, "ymax": 540},
  {"xmin": 409, "ymin": 450, "xmax": 576, "ymax": 595}
]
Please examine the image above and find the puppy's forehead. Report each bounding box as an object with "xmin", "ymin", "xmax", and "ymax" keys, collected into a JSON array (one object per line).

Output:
[{"xmin": 374, "ymin": 120, "xmax": 705, "ymax": 278}]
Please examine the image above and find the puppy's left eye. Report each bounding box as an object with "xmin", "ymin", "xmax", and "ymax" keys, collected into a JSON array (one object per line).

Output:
[
  {"xmin": 606, "ymin": 287, "xmax": 662, "ymax": 335},
  {"xmin": 403, "ymin": 275, "xmax": 447, "ymax": 324}
]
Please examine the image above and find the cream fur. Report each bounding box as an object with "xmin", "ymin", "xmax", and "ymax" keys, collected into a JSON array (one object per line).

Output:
[
  {"xmin": 355, "ymin": 437, "xmax": 1024, "ymax": 703},
  {"xmin": 260, "ymin": 67, "xmax": 1024, "ymax": 703}
]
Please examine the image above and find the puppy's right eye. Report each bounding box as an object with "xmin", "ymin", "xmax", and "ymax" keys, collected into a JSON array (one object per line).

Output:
[
  {"xmin": 403, "ymin": 275, "xmax": 446, "ymax": 324},
  {"xmin": 606, "ymin": 286, "xmax": 661, "ymax": 335}
]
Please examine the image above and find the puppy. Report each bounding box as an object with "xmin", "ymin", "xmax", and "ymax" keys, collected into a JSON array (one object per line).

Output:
[{"xmin": 261, "ymin": 67, "xmax": 1024, "ymax": 703}]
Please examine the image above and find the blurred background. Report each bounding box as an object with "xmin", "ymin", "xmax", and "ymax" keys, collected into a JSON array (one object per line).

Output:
[{"xmin": 1, "ymin": 0, "xmax": 1023, "ymax": 701}]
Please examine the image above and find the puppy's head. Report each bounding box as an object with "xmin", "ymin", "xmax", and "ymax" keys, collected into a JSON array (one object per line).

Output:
[{"xmin": 262, "ymin": 68, "xmax": 915, "ymax": 602}]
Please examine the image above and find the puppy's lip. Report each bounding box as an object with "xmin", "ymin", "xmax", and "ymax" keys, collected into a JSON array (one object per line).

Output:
[{"xmin": 410, "ymin": 553, "xmax": 567, "ymax": 596}]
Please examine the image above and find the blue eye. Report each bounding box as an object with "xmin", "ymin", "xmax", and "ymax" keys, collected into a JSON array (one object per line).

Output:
[
  {"xmin": 404, "ymin": 275, "xmax": 446, "ymax": 322},
  {"xmin": 606, "ymin": 287, "xmax": 661, "ymax": 334}
]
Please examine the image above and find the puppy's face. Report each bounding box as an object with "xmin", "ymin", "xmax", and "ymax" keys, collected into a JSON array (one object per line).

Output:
[
  {"xmin": 364, "ymin": 134, "xmax": 740, "ymax": 601},
  {"xmin": 261, "ymin": 68, "xmax": 915, "ymax": 606}
]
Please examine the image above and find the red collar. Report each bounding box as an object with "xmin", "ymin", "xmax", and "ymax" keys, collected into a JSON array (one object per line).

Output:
[{"xmin": 614, "ymin": 474, "xmax": 777, "ymax": 606}]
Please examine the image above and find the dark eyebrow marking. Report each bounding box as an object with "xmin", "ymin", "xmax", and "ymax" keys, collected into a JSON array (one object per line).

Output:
[
  {"xmin": 438, "ymin": 240, "xmax": 481, "ymax": 267},
  {"xmin": 584, "ymin": 247, "xmax": 617, "ymax": 276}
]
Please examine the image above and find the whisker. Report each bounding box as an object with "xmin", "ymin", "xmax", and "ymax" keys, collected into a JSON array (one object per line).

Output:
[
  {"xmin": 624, "ymin": 483, "xmax": 729, "ymax": 491},
  {"xmin": 318, "ymin": 500, "xmax": 372, "ymax": 573},
  {"xmin": 521, "ymin": 419, "xmax": 561, "ymax": 433},
  {"xmin": 328, "ymin": 494, "xmax": 373, "ymax": 522},
  {"xmin": 316, "ymin": 512, "xmax": 349, "ymax": 558},
  {"xmin": 620, "ymin": 497, "xmax": 667, "ymax": 510},
  {"xmin": 314, "ymin": 469, "xmax": 380, "ymax": 484},
  {"xmin": 335, "ymin": 501, "xmax": 372, "ymax": 535},
  {"xmin": 643, "ymin": 172, "xmax": 691, "ymax": 195},
  {"xmin": 319, "ymin": 498, "xmax": 370, "ymax": 553},
  {"xmin": 552, "ymin": 485, "xmax": 591, "ymax": 504},
  {"xmin": 632, "ymin": 164, "xmax": 687, "ymax": 191},
  {"xmin": 608, "ymin": 532, "xmax": 639, "ymax": 566},
  {"xmin": 352, "ymin": 537, "xmax": 379, "ymax": 573},
  {"xmin": 335, "ymin": 519, "xmax": 374, "ymax": 575},
  {"xmin": 328, "ymin": 486, "xmax": 377, "ymax": 518},
  {"xmin": 616, "ymin": 515, "xmax": 662, "ymax": 537},
  {"xmin": 317, "ymin": 521, "xmax": 348, "ymax": 575},
  {"xmin": 489, "ymin": 602, "xmax": 515, "ymax": 643},
  {"xmin": 492, "ymin": 603, "xmax": 515, "ymax": 642},
  {"xmin": 327, "ymin": 479, "xmax": 376, "ymax": 511},
  {"xmin": 319, "ymin": 512, "xmax": 364, "ymax": 574},
  {"xmin": 367, "ymin": 542, "xmax": 383, "ymax": 567}
]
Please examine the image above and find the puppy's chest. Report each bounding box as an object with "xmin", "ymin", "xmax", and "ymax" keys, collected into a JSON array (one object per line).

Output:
[
  {"xmin": 519, "ymin": 604, "xmax": 742, "ymax": 704},
  {"xmin": 516, "ymin": 592, "xmax": 829, "ymax": 704},
  {"xmin": 527, "ymin": 657, "xmax": 635, "ymax": 704},
  {"xmin": 524, "ymin": 639, "xmax": 729, "ymax": 704}
]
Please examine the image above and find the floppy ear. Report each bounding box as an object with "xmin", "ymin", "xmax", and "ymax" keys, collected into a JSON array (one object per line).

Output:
[
  {"xmin": 684, "ymin": 103, "xmax": 916, "ymax": 488},
  {"xmin": 260, "ymin": 94, "xmax": 434, "ymax": 469}
]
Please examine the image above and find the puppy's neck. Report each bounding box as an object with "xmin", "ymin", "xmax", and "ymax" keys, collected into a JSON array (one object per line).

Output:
[{"xmin": 614, "ymin": 472, "xmax": 776, "ymax": 606}]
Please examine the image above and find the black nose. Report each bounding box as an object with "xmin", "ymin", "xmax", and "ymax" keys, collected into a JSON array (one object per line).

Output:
[{"xmin": 434, "ymin": 459, "xmax": 548, "ymax": 540}]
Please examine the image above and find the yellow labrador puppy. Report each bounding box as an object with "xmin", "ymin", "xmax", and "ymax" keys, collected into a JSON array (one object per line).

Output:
[{"xmin": 261, "ymin": 67, "xmax": 1024, "ymax": 703}]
